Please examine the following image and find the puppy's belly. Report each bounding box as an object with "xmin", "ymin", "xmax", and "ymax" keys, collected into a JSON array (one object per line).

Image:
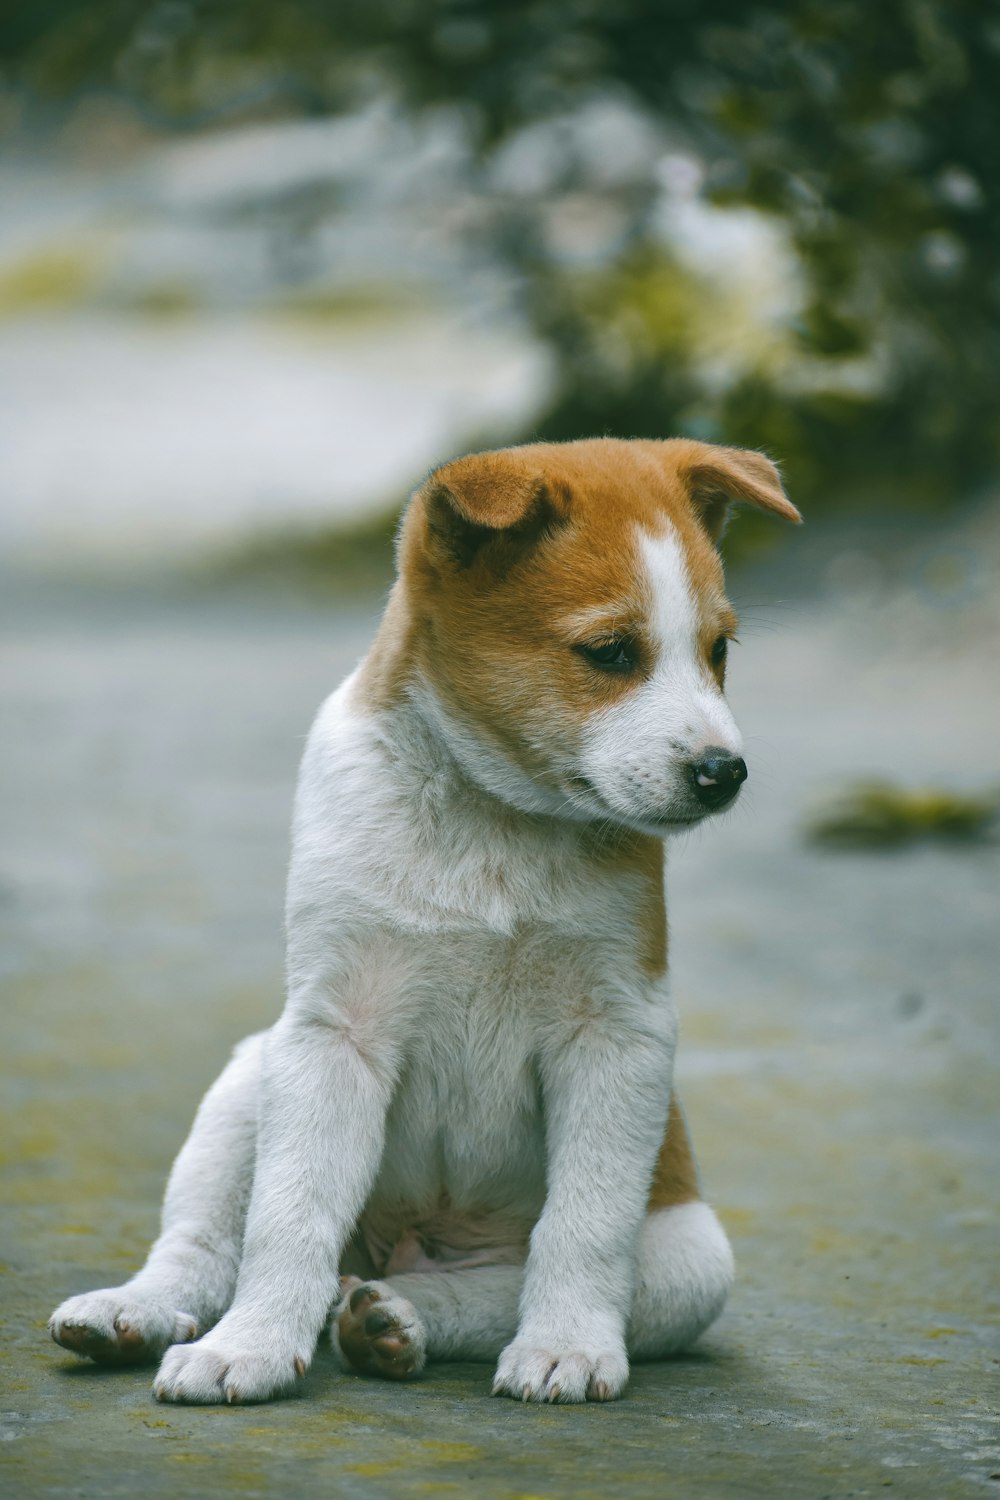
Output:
[
  {"xmin": 360, "ymin": 1210, "xmax": 535, "ymax": 1276},
  {"xmin": 359, "ymin": 1026, "xmax": 547, "ymax": 1277}
]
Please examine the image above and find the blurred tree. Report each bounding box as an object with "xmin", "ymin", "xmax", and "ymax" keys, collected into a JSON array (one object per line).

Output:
[{"xmin": 3, "ymin": 0, "xmax": 997, "ymax": 510}]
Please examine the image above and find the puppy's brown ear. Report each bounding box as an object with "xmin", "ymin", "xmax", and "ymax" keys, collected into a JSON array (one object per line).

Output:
[
  {"xmin": 685, "ymin": 445, "xmax": 801, "ymax": 541},
  {"xmin": 424, "ymin": 449, "xmax": 569, "ymax": 566}
]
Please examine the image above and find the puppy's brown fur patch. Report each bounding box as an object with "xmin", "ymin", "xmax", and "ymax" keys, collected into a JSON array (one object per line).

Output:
[{"xmin": 648, "ymin": 1100, "xmax": 701, "ymax": 1210}]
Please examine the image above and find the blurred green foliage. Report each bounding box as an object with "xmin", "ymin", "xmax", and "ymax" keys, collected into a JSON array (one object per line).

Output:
[{"xmin": 3, "ymin": 0, "xmax": 997, "ymax": 510}]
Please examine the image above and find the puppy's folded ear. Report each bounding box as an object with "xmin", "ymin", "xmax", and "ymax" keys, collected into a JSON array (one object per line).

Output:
[
  {"xmin": 684, "ymin": 445, "xmax": 802, "ymax": 541},
  {"xmin": 423, "ymin": 449, "xmax": 570, "ymax": 567}
]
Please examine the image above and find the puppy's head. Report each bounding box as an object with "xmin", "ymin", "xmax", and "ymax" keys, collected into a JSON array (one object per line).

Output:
[{"xmin": 398, "ymin": 437, "xmax": 800, "ymax": 835}]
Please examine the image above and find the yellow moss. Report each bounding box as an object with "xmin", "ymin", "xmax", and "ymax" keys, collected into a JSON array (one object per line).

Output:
[
  {"xmin": 0, "ymin": 246, "xmax": 101, "ymax": 315},
  {"xmin": 419, "ymin": 1440, "xmax": 485, "ymax": 1461},
  {"xmin": 267, "ymin": 283, "xmax": 424, "ymax": 329},
  {"xmin": 805, "ymin": 781, "xmax": 999, "ymax": 848},
  {"xmin": 345, "ymin": 1462, "xmax": 406, "ymax": 1477},
  {"xmin": 717, "ymin": 1207, "xmax": 756, "ymax": 1227},
  {"xmin": 0, "ymin": 1126, "xmax": 58, "ymax": 1162},
  {"xmin": 126, "ymin": 282, "xmax": 200, "ymax": 319},
  {"xmin": 808, "ymin": 1228, "xmax": 863, "ymax": 1254}
]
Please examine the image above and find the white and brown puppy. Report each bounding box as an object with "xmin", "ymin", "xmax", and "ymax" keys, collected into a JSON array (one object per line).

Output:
[{"xmin": 49, "ymin": 437, "xmax": 800, "ymax": 1405}]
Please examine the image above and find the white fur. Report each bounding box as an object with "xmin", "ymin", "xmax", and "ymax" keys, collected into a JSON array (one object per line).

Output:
[{"xmin": 50, "ymin": 516, "xmax": 737, "ymax": 1406}]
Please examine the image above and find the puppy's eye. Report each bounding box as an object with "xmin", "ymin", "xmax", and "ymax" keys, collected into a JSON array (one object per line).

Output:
[
  {"xmin": 710, "ymin": 636, "xmax": 729, "ymax": 667},
  {"xmin": 577, "ymin": 637, "xmax": 636, "ymax": 674}
]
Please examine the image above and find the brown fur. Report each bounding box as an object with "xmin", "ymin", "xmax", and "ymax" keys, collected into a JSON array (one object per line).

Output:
[{"xmin": 648, "ymin": 1097, "xmax": 702, "ymax": 1210}]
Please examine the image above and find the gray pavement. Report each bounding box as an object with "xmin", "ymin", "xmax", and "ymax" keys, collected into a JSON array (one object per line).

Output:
[{"xmin": 2, "ymin": 531, "xmax": 998, "ymax": 1497}]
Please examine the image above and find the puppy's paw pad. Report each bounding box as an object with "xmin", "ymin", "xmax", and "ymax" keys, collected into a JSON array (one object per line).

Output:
[
  {"xmin": 335, "ymin": 1280, "xmax": 426, "ymax": 1381},
  {"xmin": 49, "ymin": 1290, "xmax": 197, "ymax": 1366},
  {"xmin": 492, "ymin": 1340, "xmax": 628, "ymax": 1404},
  {"xmin": 153, "ymin": 1337, "xmax": 305, "ymax": 1405}
]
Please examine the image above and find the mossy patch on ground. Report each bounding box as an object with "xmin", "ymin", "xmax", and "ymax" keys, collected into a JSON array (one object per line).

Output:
[{"xmin": 804, "ymin": 781, "xmax": 999, "ymax": 849}]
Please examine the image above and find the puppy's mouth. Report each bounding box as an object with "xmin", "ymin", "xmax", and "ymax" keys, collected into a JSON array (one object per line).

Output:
[{"xmin": 563, "ymin": 775, "xmax": 708, "ymax": 833}]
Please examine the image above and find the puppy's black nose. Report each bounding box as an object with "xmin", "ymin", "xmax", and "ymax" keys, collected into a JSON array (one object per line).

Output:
[{"xmin": 689, "ymin": 750, "xmax": 748, "ymax": 808}]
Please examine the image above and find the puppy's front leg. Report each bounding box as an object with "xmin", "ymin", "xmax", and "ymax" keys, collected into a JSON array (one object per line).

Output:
[
  {"xmin": 154, "ymin": 1009, "xmax": 393, "ymax": 1404},
  {"xmin": 494, "ymin": 1012, "xmax": 675, "ymax": 1404}
]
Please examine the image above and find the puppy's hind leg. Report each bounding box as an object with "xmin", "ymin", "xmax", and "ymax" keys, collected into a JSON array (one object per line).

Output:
[
  {"xmin": 627, "ymin": 1201, "xmax": 733, "ymax": 1359},
  {"xmin": 334, "ymin": 1264, "xmax": 523, "ymax": 1380},
  {"xmin": 627, "ymin": 1099, "xmax": 733, "ymax": 1360},
  {"xmin": 332, "ymin": 1202, "xmax": 732, "ymax": 1385},
  {"xmin": 49, "ymin": 1030, "xmax": 263, "ymax": 1366}
]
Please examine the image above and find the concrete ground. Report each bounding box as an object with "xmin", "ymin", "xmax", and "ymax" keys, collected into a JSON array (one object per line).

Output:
[{"xmin": 2, "ymin": 520, "xmax": 998, "ymax": 1498}]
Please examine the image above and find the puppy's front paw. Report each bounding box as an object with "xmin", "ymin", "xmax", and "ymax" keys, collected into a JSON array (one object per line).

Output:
[
  {"xmin": 492, "ymin": 1338, "xmax": 628, "ymax": 1404},
  {"xmin": 334, "ymin": 1278, "xmax": 426, "ymax": 1381},
  {"xmin": 153, "ymin": 1327, "xmax": 308, "ymax": 1405},
  {"xmin": 50, "ymin": 1289, "xmax": 197, "ymax": 1366}
]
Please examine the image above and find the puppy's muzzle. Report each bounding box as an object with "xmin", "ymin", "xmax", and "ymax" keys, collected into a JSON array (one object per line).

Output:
[{"xmin": 688, "ymin": 750, "xmax": 748, "ymax": 810}]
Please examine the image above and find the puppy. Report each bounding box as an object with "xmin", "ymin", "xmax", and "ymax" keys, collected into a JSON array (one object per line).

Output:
[{"xmin": 49, "ymin": 437, "xmax": 800, "ymax": 1404}]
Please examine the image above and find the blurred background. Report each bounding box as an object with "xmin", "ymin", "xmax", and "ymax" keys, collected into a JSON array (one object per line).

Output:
[
  {"xmin": 2, "ymin": 6, "xmax": 999, "ymax": 1493},
  {"xmin": 1, "ymin": 0, "xmax": 998, "ymax": 580}
]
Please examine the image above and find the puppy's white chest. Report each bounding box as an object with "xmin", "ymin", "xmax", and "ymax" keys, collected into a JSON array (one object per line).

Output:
[
  {"xmin": 361, "ymin": 932, "xmax": 550, "ymax": 1265},
  {"xmin": 386, "ymin": 932, "xmax": 549, "ymax": 1162}
]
